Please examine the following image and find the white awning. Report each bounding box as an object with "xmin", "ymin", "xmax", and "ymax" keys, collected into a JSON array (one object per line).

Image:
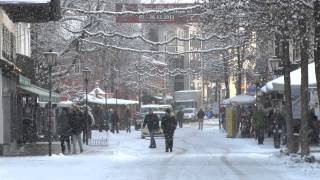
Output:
[{"xmin": 272, "ymin": 62, "xmax": 316, "ymax": 91}]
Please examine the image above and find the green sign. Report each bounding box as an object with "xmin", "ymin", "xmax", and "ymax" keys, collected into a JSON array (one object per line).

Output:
[{"xmin": 19, "ymin": 75, "xmax": 31, "ymax": 86}]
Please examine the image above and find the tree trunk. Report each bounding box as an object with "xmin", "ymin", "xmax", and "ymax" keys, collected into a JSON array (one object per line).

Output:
[
  {"xmin": 282, "ymin": 27, "xmax": 295, "ymax": 153},
  {"xmin": 314, "ymin": 0, "xmax": 320, "ymax": 126},
  {"xmin": 223, "ymin": 51, "xmax": 230, "ymax": 98},
  {"xmin": 236, "ymin": 47, "xmax": 242, "ymax": 95},
  {"xmin": 299, "ymin": 19, "xmax": 310, "ymax": 157}
]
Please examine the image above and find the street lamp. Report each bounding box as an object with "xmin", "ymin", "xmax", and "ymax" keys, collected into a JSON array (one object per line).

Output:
[
  {"xmin": 269, "ymin": 56, "xmax": 281, "ymax": 75},
  {"xmin": 44, "ymin": 51, "xmax": 58, "ymax": 156},
  {"xmin": 83, "ymin": 67, "xmax": 92, "ymax": 145}
]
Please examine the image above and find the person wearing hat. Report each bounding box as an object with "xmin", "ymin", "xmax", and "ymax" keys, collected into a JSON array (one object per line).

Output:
[{"xmin": 161, "ymin": 108, "xmax": 177, "ymax": 152}]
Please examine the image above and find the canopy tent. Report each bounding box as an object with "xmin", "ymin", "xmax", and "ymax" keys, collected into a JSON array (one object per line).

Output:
[
  {"xmin": 271, "ymin": 62, "xmax": 316, "ymax": 91},
  {"xmin": 222, "ymin": 98, "xmax": 231, "ymax": 105},
  {"xmin": 229, "ymin": 95, "xmax": 256, "ymax": 105}
]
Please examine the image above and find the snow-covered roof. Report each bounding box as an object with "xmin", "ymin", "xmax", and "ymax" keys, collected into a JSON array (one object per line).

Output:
[
  {"xmin": 153, "ymin": 96, "xmax": 163, "ymax": 100},
  {"xmin": 229, "ymin": 95, "xmax": 256, "ymax": 105},
  {"xmin": 260, "ymin": 79, "xmax": 276, "ymax": 93},
  {"xmin": 0, "ymin": 0, "xmax": 50, "ymax": 4},
  {"xmin": 88, "ymin": 96, "xmax": 138, "ymax": 105},
  {"xmin": 271, "ymin": 62, "xmax": 316, "ymax": 92},
  {"xmin": 89, "ymin": 87, "xmax": 106, "ymax": 96}
]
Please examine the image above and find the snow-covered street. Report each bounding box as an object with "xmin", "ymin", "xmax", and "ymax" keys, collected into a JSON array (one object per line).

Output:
[{"xmin": 1, "ymin": 119, "xmax": 320, "ymax": 180}]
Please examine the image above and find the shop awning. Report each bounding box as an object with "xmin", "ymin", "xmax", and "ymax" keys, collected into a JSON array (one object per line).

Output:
[{"xmin": 18, "ymin": 84, "xmax": 60, "ymax": 103}]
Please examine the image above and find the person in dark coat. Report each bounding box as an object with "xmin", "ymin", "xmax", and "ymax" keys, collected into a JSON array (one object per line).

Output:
[
  {"xmin": 82, "ymin": 107, "xmax": 93, "ymax": 145},
  {"xmin": 69, "ymin": 107, "xmax": 84, "ymax": 154},
  {"xmin": 143, "ymin": 109, "xmax": 159, "ymax": 148},
  {"xmin": 176, "ymin": 110, "xmax": 184, "ymax": 128},
  {"xmin": 111, "ymin": 109, "xmax": 120, "ymax": 133},
  {"xmin": 161, "ymin": 108, "xmax": 177, "ymax": 152},
  {"xmin": 254, "ymin": 106, "xmax": 265, "ymax": 145},
  {"xmin": 309, "ymin": 108, "xmax": 319, "ymax": 144},
  {"xmin": 57, "ymin": 108, "xmax": 72, "ymax": 154},
  {"xmin": 197, "ymin": 108, "xmax": 205, "ymax": 130},
  {"xmin": 124, "ymin": 107, "xmax": 131, "ymax": 133}
]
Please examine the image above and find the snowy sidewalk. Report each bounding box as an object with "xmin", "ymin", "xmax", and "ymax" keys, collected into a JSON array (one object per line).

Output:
[{"xmin": 0, "ymin": 119, "xmax": 320, "ymax": 180}]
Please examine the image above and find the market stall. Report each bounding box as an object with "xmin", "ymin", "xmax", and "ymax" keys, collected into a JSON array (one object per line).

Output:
[{"xmin": 225, "ymin": 95, "xmax": 256, "ymax": 138}]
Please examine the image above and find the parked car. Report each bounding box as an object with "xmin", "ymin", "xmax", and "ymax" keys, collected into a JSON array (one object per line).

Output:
[
  {"xmin": 140, "ymin": 111, "xmax": 166, "ymax": 139},
  {"xmin": 183, "ymin": 108, "xmax": 197, "ymax": 121}
]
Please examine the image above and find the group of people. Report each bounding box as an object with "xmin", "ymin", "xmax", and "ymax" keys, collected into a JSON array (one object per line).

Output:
[
  {"xmin": 253, "ymin": 105, "xmax": 319, "ymax": 148},
  {"xmin": 105, "ymin": 107, "xmax": 131, "ymax": 133},
  {"xmin": 57, "ymin": 106, "xmax": 93, "ymax": 154},
  {"xmin": 143, "ymin": 108, "xmax": 177, "ymax": 152},
  {"xmin": 175, "ymin": 108, "xmax": 206, "ymax": 130},
  {"xmin": 142, "ymin": 107, "xmax": 206, "ymax": 152}
]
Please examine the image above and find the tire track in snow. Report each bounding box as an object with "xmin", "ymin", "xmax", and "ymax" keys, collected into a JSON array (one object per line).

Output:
[
  {"xmin": 220, "ymin": 149, "xmax": 247, "ymax": 180},
  {"xmin": 180, "ymin": 129, "xmax": 248, "ymax": 180}
]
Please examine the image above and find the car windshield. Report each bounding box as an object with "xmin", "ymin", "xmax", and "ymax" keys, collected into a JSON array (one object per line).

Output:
[{"xmin": 183, "ymin": 109, "xmax": 194, "ymax": 113}]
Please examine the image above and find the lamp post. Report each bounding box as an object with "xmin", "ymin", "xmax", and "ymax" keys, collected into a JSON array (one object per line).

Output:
[
  {"xmin": 44, "ymin": 51, "xmax": 57, "ymax": 156},
  {"xmin": 269, "ymin": 56, "xmax": 281, "ymax": 77},
  {"xmin": 83, "ymin": 67, "xmax": 92, "ymax": 145}
]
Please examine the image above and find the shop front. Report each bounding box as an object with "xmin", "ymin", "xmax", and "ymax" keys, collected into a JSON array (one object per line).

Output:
[{"xmin": 4, "ymin": 75, "xmax": 60, "ymax": 155}]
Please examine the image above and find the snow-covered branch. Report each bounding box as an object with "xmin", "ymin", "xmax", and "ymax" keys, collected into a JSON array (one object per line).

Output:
[
  {"xmin": 71, "ymin": 29, "xmax": 244, "ymax": 46},
  {"xmin": 80, "ymin": 39, "xmax": 244, "ymax": 55}
]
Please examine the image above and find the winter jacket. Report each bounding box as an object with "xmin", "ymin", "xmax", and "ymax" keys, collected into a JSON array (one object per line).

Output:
[
  {"xmin": 143, "ymin": 113, "xmax": 159, "ymax": 131},
  {"xmin": 57, "ymin": 110, "xmax": 72, "ymax": 136},
  {"xmin": 176, "ymin": 111, "xmax": 184, "ymax": 121},
  {"xmin": 82, "ymin": 113, "xmax": 93, "ymax": 131},
  {"xmin": 161, "ymin": 114, "xmax": 177, "ymax": 135},
  {"xmin": 254, "ymin": 110, "xmax": 265, "ymax": 129},
  {"xmin": 69, "ymin": 110, "xmax": 85, "ymax": 134},
  {"xmin": 197, "ymin": 110, "xmax": 205, "ymax": 119},
  {"xmin": 124, "ymin": 109, "xmax": 130, "ymax": 123},
  {"xmin": 111, "ymin": 112, "xmax": 119, "ymax": 124}
]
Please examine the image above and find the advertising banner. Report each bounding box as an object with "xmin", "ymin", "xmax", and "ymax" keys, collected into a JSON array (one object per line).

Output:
[{"xmin": 115, "ymin": 3, "xmax": 203, "ymax": 23}]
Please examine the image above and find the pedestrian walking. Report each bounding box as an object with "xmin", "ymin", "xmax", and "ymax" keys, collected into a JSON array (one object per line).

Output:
[
  {"xmin": 176, "ymin": 109, "xmax": 184, "ymax": 128},
  {"xmin": 111, "ymin": 109, "xmax": 119, "ymax": 133},
  {"xmin": 69, "ymin": 106, "xmax": 84, "ymax": 154},
  {"xmin": 57, "ymin": 108, "xmax": 72, "ymax": 154},
  {"xmin": 254, "ymin": 106, "xmax": 265, "ymax": 145},
  {"xmin": 197, "ymin": 108, "xmax": 205, "ymax": 130},
  {"xmin": 272, "ymin": 108, "xmax": 284, "ymax": 148},
  {"xmin": 161, "ymin": 108, "xmax": 177, "ymax": 152},
  {"xmin": 309, "ymin": 108, "xmax": 319, "ymax": 144},
  {"xmin": 82, "ymin": 107, "xmax": 93, "ymax": 145},
  {"xmin": 124, "ymin": 107, "xmax": 131, "ymax": 133},
  {"xmin": 143, "ymin": 109, "xmax": 159, "ymax": 148}
]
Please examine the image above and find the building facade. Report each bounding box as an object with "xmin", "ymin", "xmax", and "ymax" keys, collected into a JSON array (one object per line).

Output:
[{"xmin": 0, "ymin": 0, "xmax": 61, "ymax": 155}]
